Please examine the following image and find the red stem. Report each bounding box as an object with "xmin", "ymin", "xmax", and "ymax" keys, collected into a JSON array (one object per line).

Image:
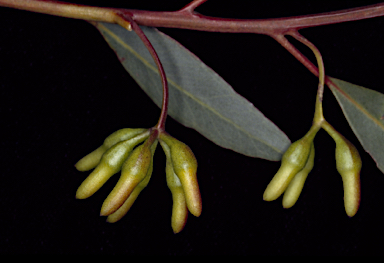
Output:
[
  {"xmin": 272, "ymin": 33, "xmax": 319, "ymax": 78},
  {"xmin": 126, "ymin": 3, "xmax": 384, "ymax": 34},
  {"xmin": 120, "ymin": 13, "xmax": 169, "ymax": 131},
  {"xmin": 2, "ymin": 1, "xmax": 384, "ymax": 35},
  {"xmin": 272, "ymin": 32, "xmax": 337, "ymax": 94}
]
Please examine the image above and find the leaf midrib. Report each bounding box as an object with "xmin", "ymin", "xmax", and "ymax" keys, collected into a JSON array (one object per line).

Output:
[{"xmin": 329, "ymin": 78, "xmax": 384, "ymax": 130}]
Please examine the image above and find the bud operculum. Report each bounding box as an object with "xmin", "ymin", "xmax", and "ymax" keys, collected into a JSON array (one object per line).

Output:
[{"xmin": 75, "ymin": 145, "xmax": 107, "ymax": 172}]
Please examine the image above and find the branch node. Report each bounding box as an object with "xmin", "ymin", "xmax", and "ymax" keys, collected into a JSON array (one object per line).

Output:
[
  {"xmin": 115, "ymin": 12, "xmax": 132, "ymax": 31},
  {"xmin": 178, "ymin": 0, "xmax": 207, "ymax": 14}
]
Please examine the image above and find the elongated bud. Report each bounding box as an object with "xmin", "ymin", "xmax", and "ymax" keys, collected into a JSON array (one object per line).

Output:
[
  {"xmin": 323, "ymin": 122, "xmax": 362, "ymax": 217},
  {"xmin": 75, "ymin": 128, "xmax": 149, "ymax": 171},
  {"xmin": 282, "ymin": 143, "xmax": 315, "ymax": 208},
  {"xmin": 106, "ymin": 167, "xmax": 150, "ymax": 223},
  {"xmin": 107, "ymin": 141, "xmax": 158, "ymax": 223},
  {"xmin": 75, "ymin": 145, "xmax": 107, "ymax": 172},
  {"xmin": 100, "ymin": 142, "xmax": 153, "ymax": 216},
  {"xmin": 161, "ymin": 141, "xmax": 188, "ymax": 233},
  {"xmin": 334, "ymin": 136, "xmax": 361, "ymax": 217},
  {"xmin": 159, "ymin": 133, "xmax": 202, "ymax": 217},
  {"xmin": 264, "ymin": 126, "xmax": 318, "ymax": 201},
  {"xmin": 76, "ymin": 132, "xmax": 150, "ymax": 199},
  {"xmin": 103, "ymin": 128, "xmax": 148, "ymax": 149}
]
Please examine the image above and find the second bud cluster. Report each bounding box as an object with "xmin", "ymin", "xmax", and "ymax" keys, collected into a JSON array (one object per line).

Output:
[{"xmin": 263, "ymin": 121, "xmax": 362, "ymax": 217}]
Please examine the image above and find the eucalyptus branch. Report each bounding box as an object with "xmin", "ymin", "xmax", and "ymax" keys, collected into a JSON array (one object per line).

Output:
[
  {"xmin": 128, "ymin": 2, "xmax": 384, "ymax": 34},
  {"xmin": 2, "ymin": 0, "xmax": 381, "ymax": 89},
  {"xmin": 2, "ymin": 0, "xmax": 384, "ymax": 34}
]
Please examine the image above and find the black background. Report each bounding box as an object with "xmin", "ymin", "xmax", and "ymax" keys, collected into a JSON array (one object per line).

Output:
[{"xmin": 1, "ymin": 0, "xmax": 384, "ymax": 255}]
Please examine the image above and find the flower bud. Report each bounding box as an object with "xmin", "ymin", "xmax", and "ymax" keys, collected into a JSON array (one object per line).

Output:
[
  {"xmin": 161, "ymin": 141, "xmax": 188, "ymax": 233},
  {"xmin": 103, "ymin": 128, "xmax": 148, "ymax": 149},
  {"xmin": 263, "ymin": 126, "xmax": 318, "ymax": 202},
  {"xmin": 107, "ymin": 141, "xmax": 158, "ymax": 223},
  {"xmin": 159, "ymin": 133, "xmax": 202, "ymax": 217},
  {"xmin": 75, "ymin": 145, "xmax": 107, "ymax": 172},
  {"xmin": 100, "ymin": 141, "xmax": 153, "ymax": 216},
  {"xmin": 282, "ymin": 143, "xmax": 315, "ymax": 208},
  {"xmin": 105, "ymin": 166, "xmax": 151, "ymax": 223},
  {"xmin": 334, "ymin": 135, "xmax": 361, "ymax": 217},
  {"xmin": 75, "ymin": 128, "xmax": 149, "ymax": 171},
  {"xmin": 76, "ymin": 131, "xmax": 149, "ymax": 199},
  {"xmin": 323, "ymin": 122, "xmax": 362, "ymax": 217}
]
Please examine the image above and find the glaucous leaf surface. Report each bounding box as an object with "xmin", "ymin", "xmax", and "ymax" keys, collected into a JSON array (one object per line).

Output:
[
  {"xmin": 92, "ymin": 22, "xmax": 290, "ymax": 160},
  {"xmin": 329, "ymin": 77, "xmax": 384, "ymax": 173}
]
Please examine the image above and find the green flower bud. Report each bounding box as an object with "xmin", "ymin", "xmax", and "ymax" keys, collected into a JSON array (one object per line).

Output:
[
  {"xmin": 282, "ymin": 143, "xmax": 315, "ymax": 208},
  {"xmin": 107, "ymin": 141, "xmax": 158, "ymax": 223},
  {"xmin": 159, "ymin": 132, "xmax": 202, "ymax": 217},
  {"xmin": 323, "ymin": 122, "xmax": 362, "ymax": 217},
  {"xmin": 76, "ymin": 131, "xmax": 150, "ymax": 199},
  {"xmin": 334, "ymin": 135, "xmax": 361, "ymax": 217},
  {"xmin": 161, "ymin": 141, "xmax": 188, "ymax": 233},
  {"xmin": 75, "ymin": 128, "xmax": 149, "ymax": 171},
  {"xmin": 103, "ymin": 128, "xmax": 148, "ymax": 149},
  {"xmin": 264, "ymin": 126, "xmax": 319, "ymax": 202},
  {"xmin": 100, "ymin": 141, "xmax": 154, "ymax": 216},
  {"xmin": 75, "ymin": 145, "xmax": 107, "ymax": 172}
]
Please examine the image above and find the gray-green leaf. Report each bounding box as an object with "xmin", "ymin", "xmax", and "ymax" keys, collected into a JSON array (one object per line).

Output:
[
  {"xmin": 329, "ymin": 77, "xmax": 384, "ymax": 173},
  {"xmin": 92, "ymin": 22, "xmax": 290, "ymax": 161}
]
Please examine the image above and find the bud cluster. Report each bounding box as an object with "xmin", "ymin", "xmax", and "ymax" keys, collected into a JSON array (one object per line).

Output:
[
  {"xmin": 264, "ymin": 121, "xmax": 362, "ymax": 217},
  {"xmin": 75, "ymin": 128, "xmax": 202, "ymax": 233}
]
